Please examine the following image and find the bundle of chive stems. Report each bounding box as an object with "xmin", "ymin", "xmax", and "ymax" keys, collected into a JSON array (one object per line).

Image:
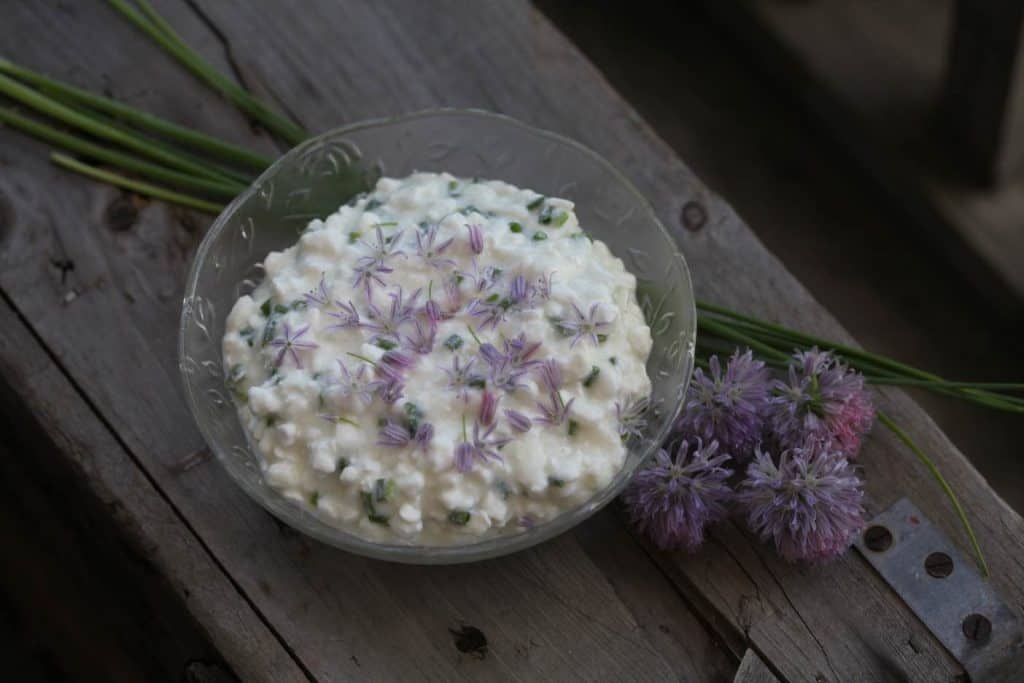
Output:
[{"xmin": 3, "ymin": 0, "xmax": 1021, "ymax": 574}]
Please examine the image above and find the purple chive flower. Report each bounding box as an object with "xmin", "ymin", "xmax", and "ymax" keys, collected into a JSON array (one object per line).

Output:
[
  {"xmin": 557, "ymin": 303, "xmax": 611, "ymax": 347},
  {"xmin": 459, "ymin": 260, "xmax": 502, "ymax": 294},
  {"xmin": 535, "ymin": 390, "xmax": 574, "ymax": 426},
  {"xmin": 536, "ymin": 359, "xmax": 562, "ymax": 393},
  {"xmin": 479, "ymin": 391, "xmax": 499, "ymax": 426},
  {"xmin": 505, "ymin": 333, "xmax": 543, "ymax": 366},
  {"xmin": 402, "ymin": 318, "xmax": 438, "ymax": 355},
  {"xmin": 366, "ymin": 363, "xmax": 405, "ymax": 404},
  {"xmin": 467, "ymin": 223, "xmax": 484, "ymax": 254},
  {"xmin": 467, "ymin": 274, "xmax": 536, "ymax": 329},
  {"xmin": 328, "ymin": 359, "xmax": 374, "ymax": 405},
  {"xmin": 423, "ymin": 298, "xmax": 442, "ymax": 324},
  {"xmin": 535, "ymin": 272, "xmax": 555, "ymax": 301},
  {"xmin": 362, "ymin": 286, "xmax": 422, "ymax": 343},
  {"xmin": 676, "ymin": 350, "xmax": 770, "ymax": 460},
  {"xmin": 444, "ymin": 356, "xmax": 483, "ymax": 401},
  {"xmin": 478, "ymin": 343, "xmax": 527, "ymax": 392},
  {"xmin": 269, "ymin": 323, "xmax": 318, "ymax": 368},
  {"xmin": 616, "ymin": 395, "xmax": 650, "ymax": 441},
  {"xmin": 325, "ymin": 300, "xmax": 361, "ymax": 330},
  {"xmin": 415, "ymin": 225, "xmax": 456, "ymax": 270},
  {"xmin": 414, "ymin": 422, "xmax": 434, "ymax": 452},
  {"xmin": 504, "ymin": 409, "xmax": 533, "ymax": 433},
  {"xmin": 767, "ymin": 348, "xmax": 874, "ymax": 457},
  {"xmin": 377, "ymin": 420, "xmax": 413, "ymax": 447},
  {"xmin": 357, "ymin": 224, "xmax": 406, "ymax": 268},
  {"xmin": 352, "ymin": 260, "xmax": 392, "ymax": 297},
  {"xmin": 622, "ymin": 438, "xmax": 734, "ymax": 552},
  {"xmin": 454, "ymin": 418, "xmax": 511, "ymax": 473},
  {"xmin": 302, "ymin": 273, "xmax": 330, "ymax": 306},
  {"xmin": 738, "ymin": 445, "xmax": 865, "ymax": 564}
]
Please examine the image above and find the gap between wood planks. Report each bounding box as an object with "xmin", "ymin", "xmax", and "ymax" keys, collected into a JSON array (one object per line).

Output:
[{"xmin": 0, "ymin": 285, "xmax": 315, "ymax": 682}]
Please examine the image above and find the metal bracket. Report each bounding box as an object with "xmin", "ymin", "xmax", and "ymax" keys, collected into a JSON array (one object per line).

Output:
[{"xmin": 855, "ymin": 498, "xmax": 1024, "ymax": 681}]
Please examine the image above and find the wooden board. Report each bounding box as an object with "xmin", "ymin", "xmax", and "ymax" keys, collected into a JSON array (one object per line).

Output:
[
  {"xmin": 702, "ymin": 0, "xmax": 1024, "ymax": 314},
  {"xmin": 1, "ymin": 1, "xmax": 1022, "ymax": 680}
]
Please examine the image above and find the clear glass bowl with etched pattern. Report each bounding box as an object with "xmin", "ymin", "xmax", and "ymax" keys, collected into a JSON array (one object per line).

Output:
[{"xmin": 179, "ymin": 110, "xmax": 695, "ymax": 563}]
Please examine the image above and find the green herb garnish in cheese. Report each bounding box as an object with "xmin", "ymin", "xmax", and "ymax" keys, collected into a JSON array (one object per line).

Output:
[{"xmin": 448, "ymin": 510, "xmax": 471, "ymax": 526}]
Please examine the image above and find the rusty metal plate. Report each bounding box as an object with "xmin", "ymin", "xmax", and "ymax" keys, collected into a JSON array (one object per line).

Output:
[{"xmin": 855, "ymin": 498, "xmax": 1024, "ymax": 682}]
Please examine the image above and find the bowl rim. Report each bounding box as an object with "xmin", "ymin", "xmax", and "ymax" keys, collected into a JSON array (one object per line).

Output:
[{"xmin": 179, "ymin": 108, "xmax": 696, "ymax": 563}]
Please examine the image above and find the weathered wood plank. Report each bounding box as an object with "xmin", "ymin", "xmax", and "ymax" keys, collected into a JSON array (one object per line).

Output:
[
  {"xmin": 1, "ymin": 0, "xmax": 1022, "ymax": 680},
  {"xmin": 734, "ymin": 649, "xmax": 780, "ymax": 683},
  {"xmin": 702, "ymin": 0, "xmax": 1024, "ymax": 313},
  {"xmin": 0, "ymin": 298, "xmax": 307, "ymax": 681},
  {"xmin": 0, "ymin": 2, "xmax": 736, "ymax": 681}
]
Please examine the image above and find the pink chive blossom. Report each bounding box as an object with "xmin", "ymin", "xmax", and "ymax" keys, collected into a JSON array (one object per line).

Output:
[
  {"xmin": 414, "ymin": 422, "xmax": 434, "ymax": 452},
  {"xmin": 535, "ymin": 272, "xmax": 555, "ymax": 300},
  {"xmin": 269, "ymin": 323, "xmax": 318, "ymax": 368},
  {"xmin": 738, "ymin": 445, "xmax": 866, "ymax": 564},
  {"xmin": 675, "ymin": 349, "xmax": 770, "ymax": 461},
  {"xmin": 302, "ymin": 273, "xmax": 330, "ymax": 306},
  {"xmin": 767, "ymin": 348, "xmax": 874, "ymax": 458},
  {"xmin": 467, "ymin": 223, "xmax": 484, "ymax": 254},
  {"xmin": 415, "ymin": 225, "xmax": 456, "ymax": 270},
  {"xmin": 534, "ymin": 360, "xmax": 574, "ymax": 426},
  {"xmin": 467, "ymin": 274, "xmax": 537, "ymax": 330},
  {"xmin": 352, "ymin": 260, "xmax": 392, "ymax": 298},
  {"xmin": 380, "ymin": 349, "xmax": 415, "ymax": 370},
  {"xmin": 325, "ymin": 300, "xmax": 361, "ymax": 330},
  {"xmin": 557, "ymin": 303, "xmax": 611, "ymax": 347},
  {"xmin": 504, "ymin": 409, "xmax": 533, "ymax": 433},
  {"xmin": 361, "ymin": 286, "xmax": 421, "ymax": 343},
  {"xmin": 479, "ymin": 391, "xmax": 500, "ymax": 426},
  {"xmin": 357, "ymin": 224, "xmax": 405, "ymax": 268},
  {"xmin": 622, "ymin": 438, "xmax": 734, "ymax": 552}
]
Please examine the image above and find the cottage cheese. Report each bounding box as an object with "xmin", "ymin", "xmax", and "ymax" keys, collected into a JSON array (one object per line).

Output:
[{"xmin": 222, "ymin": 172, "xmax": 652, "ymax": 544}]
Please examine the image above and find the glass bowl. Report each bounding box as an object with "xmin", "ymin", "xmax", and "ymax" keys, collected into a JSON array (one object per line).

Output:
[{"xmin": 179, "ymin": 109, "xmax": 695, "ymax": 564}]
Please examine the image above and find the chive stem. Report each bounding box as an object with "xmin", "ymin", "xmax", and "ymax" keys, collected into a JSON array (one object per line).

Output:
[
  {"xmin": 105, "ymin": 0, "xmax": 309, "ymax": 145},
  {"xmin": 0, "ymin": 57, "xmax": 272, "ymax": 170},
  {"xmin": 876, "ymin": 411, "xmax": 988, "ymax": 576},
  {"xmin": 50, "ymin": 152, "xmax": 224, "ymax": 214},
  {"xmin": 0, "ymin": 108, "xmax": 243, "ymax": 198},
  {"xmin": 0, "ymin": 72, "xmax": 236, "ymax": 184}
]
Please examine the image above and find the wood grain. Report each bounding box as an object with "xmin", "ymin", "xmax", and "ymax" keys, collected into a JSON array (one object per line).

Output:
[{"xmin": 1, "ymin": 0, "xmax": 1022, "ymax": 680}]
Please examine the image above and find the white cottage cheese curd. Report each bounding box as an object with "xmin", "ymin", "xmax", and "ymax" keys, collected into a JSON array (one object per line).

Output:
[{"xmin": 222, "ymin": 173, "xmax": 652, "ymax": 544}]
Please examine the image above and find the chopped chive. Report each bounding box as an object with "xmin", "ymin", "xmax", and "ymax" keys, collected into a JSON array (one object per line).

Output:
[
  {"xmin": 374, "ymin": 478, "xmax": 395, "ymax": 503},
  {"xmin": 259, "ymin": 299, "xmax": 273, "ymax": 317},
  {"xmin": 609, "ymin": 356, "xmax": 618, "ymax": 365},
  {"xmin": 596, "ymin": 333, "xmax": 609, "ymax": 343},
  {"xmin": 567, "ymin": 420, "xmax": 580, "ymax": 437},
  {"xmin": 527, "ymin": 195, "xmax": 545, "ymax": 211},
  {"xmin": 239, "ymin": 326, "xmax": 255, "ymax": 347},
  {"xmin": 532, "ymin": 231, "xmax": 548, "ymax": 242},
  {"xmin": 552, "ymin": 211, "xmax": 569, "ymax": 227},
  {"xmin": 376, "ymin": 339, "xmax": 397, "ymax": 350},
  {"xmin": 348, "ymin": 231, "xmax": 361, "ymax": 244},
  {"xmin": 582, "ymin": 366, "xmax": 600, "ymax": 388},
  {"xmin": 467, "ymin": 377, "xmax": 486, "ymax": 389},
  {"xmin": 467, "ymin": 326, "xmax": 482, "ymax": 345},
  {"xmin": 448, "ymin": 510, "xmax": 471, "ymax": 525},
  {"xmin": 364, "ymin": 198, "xmax": 382, "ymax": 211},
  {"xmin": 336, "ymin": 457, "xmax": 349, "ymax": 473},
  {"xmin": 444, "ymin": 334, "xmax": 464, "ymax": 351},
  {"xmin": 509, "ymin": 221, "xmax": 523, "ymax": 233},
  {"xmin": 538, "ymin": 205, "xmax": 554, "ymax": 224},
  {"xmin": 309, "ymin": 491, "xmax": 320, "ymax": 506},
  {"xmin": 548, "ymin": 477, "xmax": 566, "ymax": 487}
]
